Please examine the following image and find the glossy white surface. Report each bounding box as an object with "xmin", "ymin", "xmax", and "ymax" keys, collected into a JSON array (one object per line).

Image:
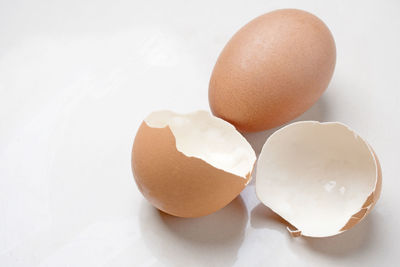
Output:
[{"xmin": 0, "ymin": 0, "xmax": 399, "ymax": 266}]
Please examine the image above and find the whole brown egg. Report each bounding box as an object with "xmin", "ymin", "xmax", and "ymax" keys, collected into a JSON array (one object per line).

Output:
[{"xmin": 209, "ymin": 9, "xmax": 336, "ymax": 132}]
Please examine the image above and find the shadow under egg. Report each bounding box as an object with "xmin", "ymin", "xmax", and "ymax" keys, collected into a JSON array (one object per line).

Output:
[
  {"xmin": 301, "ymin": 213, "xmax": 376, "ymax": 257},
  {"xmin": 250, "ymin": 202, "xmax": 380, "ymax": 259},
  {"xmin": 139, "ymin": 196, "xmax": 248, "ymax": 267},
  {"xmin": 250, "ymin": 203, "xmax": 292, "ymax": 233}
]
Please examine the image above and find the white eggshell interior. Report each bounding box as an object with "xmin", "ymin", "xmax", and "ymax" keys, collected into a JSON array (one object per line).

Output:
[
  {"xmin": 256, "ymin": 121, "xmax": 378, "ymax": 237},
  {"xmin": 144, "ymin": 110, "xmax": 256, "ymax": 178}
]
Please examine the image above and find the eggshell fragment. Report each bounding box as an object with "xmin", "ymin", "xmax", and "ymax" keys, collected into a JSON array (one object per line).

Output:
[
  {"xmin": 209, "ymin": 9, "xmax": 336, "ymax": 132},
  {"xmin": 256, "ymin": 121, "xmax": 381, "ymax": 237},
  {"xmin": 132, "ymin": 110, "xmax": 256, "ymax": 218}
]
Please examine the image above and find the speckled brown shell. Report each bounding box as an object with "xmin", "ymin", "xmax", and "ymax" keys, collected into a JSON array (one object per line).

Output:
[
  {"xmin": 131, "ymin": 122, "xmax": 252, "ymax": 218},
  {"xmin": 209, "ymin": 9, "xmax": 336, "ymax": 132}
]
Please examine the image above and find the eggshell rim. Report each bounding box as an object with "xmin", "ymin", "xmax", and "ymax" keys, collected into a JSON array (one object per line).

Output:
[{"xmin": 256, "ymin": 121, "xmax": 381, "ymax": 238}]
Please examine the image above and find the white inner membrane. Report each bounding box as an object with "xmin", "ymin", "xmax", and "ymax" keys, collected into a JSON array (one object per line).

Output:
[
  {"xmin": 256, "ymin": 121, "xmax": 377, "ymax": 237},
  {"xmin": 145, "ymin": 110, "xmax": 256, "ymax": 178}
]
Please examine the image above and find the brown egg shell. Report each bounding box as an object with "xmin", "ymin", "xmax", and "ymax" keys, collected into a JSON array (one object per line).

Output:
[
  {"xmin": 256, "ymin": 121, "xmax": 382, "ymax": 238},
  {"xmin": 287, "ymin": 145, "xmax": 382, "ymax": 237},
  {"xmin": 338, "ymin": 148, "xmax": 382, "ymax": 233},
  {"xmin": 132, "ymin": 122, "xmax": 252, "ymax": 218},
  {"xmin": 288, "ymin": 146, "xmax": 382, "ymax": 237},
  {"xmin": 288, "ymin": 148, "xmax": 382, "ymax": 237},
  {"xmin": 209, "ymin": 9, "xmax": 336, "ymax": 132}
]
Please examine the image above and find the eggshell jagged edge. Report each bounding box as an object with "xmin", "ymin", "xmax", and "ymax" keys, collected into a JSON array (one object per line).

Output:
[
  {"xmin": 337, "ymin": 147, "xmax": 382, "ymax": 232},
  {"xmin": 287, "ymin": 140, "xmax": 382, "ymax": 237},
  {"xmin": 286, "ymin": 149, "xmax": 382, "ymax": 237},
  {"xmin": 256, "ymin": 121, "xmax": 382, "ymax": 238},
  {"xmin": 132, "ymin": 110, "xmax": 256, "ymax": 218}
]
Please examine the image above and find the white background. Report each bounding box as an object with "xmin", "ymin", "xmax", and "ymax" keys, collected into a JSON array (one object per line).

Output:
[{"xmin": 1, "ymin": 0, "xmax": 399, "ymax": 266}]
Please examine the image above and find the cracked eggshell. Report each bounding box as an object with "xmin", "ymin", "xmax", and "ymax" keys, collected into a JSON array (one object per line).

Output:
[
  {"xmin": 131, "ymin": 110, "xmax": 256, "ymax": 218},
  {"xmin": 256, "ymin": 121, "xmax": 382, "ymax": 237},
  {"xmin": 209, "ymin": 9, "xmax": 336, "ymax": 132}
]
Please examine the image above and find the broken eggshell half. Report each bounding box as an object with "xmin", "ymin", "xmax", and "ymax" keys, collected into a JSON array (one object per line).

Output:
[
  {"xmin": 131, "ymin": 110, "xmax": 256, "ymax": 218},
  {"xmin": 256, "ymin": 121, "xmax": 382, "ymax": 238}
]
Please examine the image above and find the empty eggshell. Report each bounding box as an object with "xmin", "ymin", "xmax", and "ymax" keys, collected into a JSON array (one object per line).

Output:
[
  {"xmin": 209, "ymin": 9, "xmax": 336, "ymax": 132},
  {"xmin": 132, "ymin": 110, "xmax": 256, "ymax": 218},
  {"xmin": 256, "ymin": 121, "xmax": 381, "ymax": 237}
]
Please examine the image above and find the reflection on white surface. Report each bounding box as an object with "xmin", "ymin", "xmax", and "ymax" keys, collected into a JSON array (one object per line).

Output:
[
  {"xmin": 324, "ymin": 181, "xmax": 337, "ymax": 192},
  {"xmin": 140, "ymin": 29, "xmax": 182, "ymax": 67},
  {"xmin": 0, "ymin": 0, "xmax": 399, "ymax": 266},
  {"xmin": 139, "ymin": 197, "xmax": 247, "ymax": 267},
  {"xmin": 38, "ymin": 219, "xmax": 138, "ymax": 267}
]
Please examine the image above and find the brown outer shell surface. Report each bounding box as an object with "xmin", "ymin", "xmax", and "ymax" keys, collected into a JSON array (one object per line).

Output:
[
  {"xmin": 131, "ymin": 122, "xmax": 252, "ymax": 218},
  {"xmin": 209, "ymin": 9, "xmax": 336, "ymax": 132}
]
